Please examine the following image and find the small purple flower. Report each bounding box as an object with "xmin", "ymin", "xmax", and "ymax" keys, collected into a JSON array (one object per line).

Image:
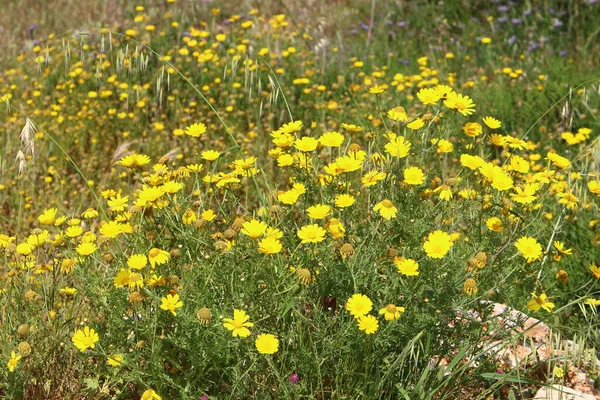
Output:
[
  {"xmin": 200, "ymin": 395, "xmax": 209, "ymax": 400},
  {"xmin": 511, "ymin": 18, "xmax": 522, "ymax": 25},
  {"xmin": 498, "ymin": 17, "xmax": 508, "ymax": 23},
  {"xmin": 27, "ymin": 24, "xmax": 38, "ymax": 32},
  {"xmin": 350, "ymin": 29, "xmax": 359, "ymax": 35},
  {"xmin": 507, "ymin": 35, "xmax": 517, "ymax": 46},
  {"xmin": 289, "ymin": 373, "xmax": 299, "ymax": 384},
  {"xmin": 528, "ymin": 41, "xmax": 540, "ymax": 52},
  {"xmin": 559, "ymin": 50, "xmax": 567, "ymax": 56},
  {"xmin": 397, "ymin": 21, "xmax": 408, "ymax": 27},
  {"xmin": 497, "ymin": 5, "xmax": 510, "ymax": 12},
  {"xmin": 552, "ymin": 19, "xmax": 564, "ymax": 28},
  {"xmin": 360, "ymin": 22, "xmax": 370, "ymax": 30}
]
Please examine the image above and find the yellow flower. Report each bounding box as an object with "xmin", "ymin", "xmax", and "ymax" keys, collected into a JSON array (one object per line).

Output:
[
  {"xmin": 201, "ymin": 210, "xmax": 217, "ymax": 221},
  {"xmin": 118, "ymin": 153, "xmax": 151, "ymax": 168},
  {"xmin": 486, "ymin": 217, "xmax": 504, "ymax": 232},
  {"xmin": 482, "ymin": 116, "xmax": 501, "ymax": 129},
  {"xmin": 384, "ymin": 135, "xmax": 411, "ymax": 158},
  {"xmin": 589, "ymin": 263, "xmax": 600, "ymax": 278},
  {"xmin": 362, "ymin": 170, "xmax": 386, "ymax": 187},
  {"xmin": 444, "ymin": 92, "xmax": 476, "ymax": 116},
  {"xmin": 257, "ymin": 237, "xmax": 282, "ymax": 254},
  {"xmin": 107, "ymin": 353, "xmax": 124, "ymax": 366},
  {"xmin": 406, "ymin": 118, "xmax": 425, "ymax": 130},
  {"xmin": 148, "ymin": 248, "xmax": 170, "ymax": 268},
  {"xmin": 369, "ymin": 85, "xmax": 385, "ymax": 94},
  {"xmin": 160, "ymin": 293, "xmax": 184, "ymax": 316},
  {"xmin": 527, "ymin": 292, "xmax": 555, "ymax": 312},
  {"xmin": 306, "ymin": 204, "xmax": 331, "ymax": 219},
  {"xmin": 38, "ymin": 208, "xmax": 58, "ymax": 225},
  {"xmin": 394, "ymin": 257, "xmax": 419, "ymax": 276},
  {"xmin": 72, "ymin": 326, "xmax": 99, "ymax": 352},
  {"xmin": 185, "ymin": 122, "xmax": 207, "ymax": 137},
  {"xmin": 319, "ymin": 131, "xmax": 345, "ymax": 147},
  {"xmin": 463, "ymin": 122, "xmax": 482, "ymax": 137},
  {"xmin": 423, "ymin": 230, "xmax": 453, "ymax": 259},
  {"xmin": 335, "ymin": 194, "xmax": 355, "ymax": 208},
  {"xmin": 511, "ymin": 184, "xmax": 538, "ymax": 205},
  {"xmin": 222, "ymin": 309, "xmax": 254, "ymax": 338},
  {"xmin": 514, "ymin": 236, "xmax": 543, "ymax": 263},
  {"xmin": 403, "ymin": 166, "xmax": 425, "ymax": 185},
  {"xmin": 345, "ymin": 294, "xmax": 373, "ymax": 318},
  {"xmin": 201, "ymin": 150, "xmax": 221, "ymax": 161},
  {"xmin": 141, "ymin": 389, "xmax": 162, "ymax": 400},
  {"xmin": 378, "ymin": 304, "xmax": 405, "ymax": 321},
  {"xmin": 7, "ymin": 351, "xmax": 21, "ymax": 373},
  {"xmin": 460, "ymin": 154, "xmax": 485, "ymax": 170},
  {"xmin": 373, "ymin": 199, "xmax": 397, "ymax": 220},
  {"xmin": 557, "ymin": 191, "xmax": 579, "ymax": 209},
  {"xmin": 241, "ymin": 219, "xmax": 268, "ymax": 239},
  {"xmin": 546, "ymin": 152, "xmax": 571, "ymax": 169},
  {"xmin": 357, "ymin": 315, "xmax": 379, "ymax": 334},
  {"xmin": 297, "ymin": 224, "xmax": 326, "ymax": 244},
  {"xmin": 255, "ymin": 334, "xmax": 279, "ymax": 354},
  {"xmin": 76, "ymin": 242, "xmax": 97, "ymax": 256},
  {"xmin": 294, "ymin": 137, "xmax": 319, "ymax": 152},
  {"xmin": 326, "ymin": 218, "xmax": 346, "ymax": 239},
  {"xmin": 387, "ymin": 106, "xmax": 409, "ymax": 121},
  {"xmin": 417, "ymin": 87, "xmax": 441, "ymax": 105},
  {"xmin": 128, "ymin": 254, "xmax": 148, "ymax": 270}
]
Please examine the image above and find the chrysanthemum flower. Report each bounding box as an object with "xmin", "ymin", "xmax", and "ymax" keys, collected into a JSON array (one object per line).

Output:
[
  {"xmin": 417, "ymin": 87, "xmax": 441, "ymax": 105},
  {"xmin": 241, "ymin": 219, "xmax": 268, "ymax": 239},
  {"xmin": 107, "ymin": 354, "xmax": 124, "ymax": 366},
  {"xmin": 257, "ymin": 237, "xmax": 282, "ymax": 254},
  {"xmin": 319, "ymin": 131, "xmax": 345, "ymax": 147},
  {"xmin": 444, "ymin": 92, "xmax": 476, "ymax": 116},
  {"xmin": 38, "ymin": 208, "xmax": 58, "ymax": 225},
  {"xmin": 406, "ymin": 118, "xmax": 424, "ymax": 130},
  {"xmin": 423, "ymin": 230, "xmax": 453, "ymax": 259},
  {"xmin": 127, "ymin": 254, "xmax": 147, "ymax": 270},
  {"xmin": 72, "ymin": 326, "xmax": 99, "ymax": 352},
  {"xmin": 160, "ymin": 293, "xmax": 183, "ymax": 316},
  {"xmin": 378, "ymin": 304, "xmax": 405, "ymax": 321},
  {"xmin": 403, "ymin": 166, "xmax": 425, "ymax": 185},
  {"xmin": 546, "ymin": 152, "xmax": 571, "ymax": 169},
  {"xmin": 148, "ymin": 248, "xmax": 170, "ymax": 268},
  {"xmin": 514, "ymin": 236, "xmax": 543, "ymax": 262},
  {"xmin": 394, "ymin": 257, "xmax": 419, "ymax": 276},
  {"xmin": 486, "ymin": 217, "xmax": 504, "ymax": 232},
  {"xmin": 357, "ymin": 315, "xmax": 379, "ymax": 334},
  {"xmin": 590, "ymin": 263, "xmax": 600, "ymax": 278},
  {"xmin": 463, "ymin": 122, "xmax": 482, "ymax": 137},
  {"xmin": 76, "ymin": 242, "xmax": 97, "ymax": 256},
  {"xmin": 527, "ymin": 292, "xmax": 555, "ymax": 312},
  {"xmin": 345, "ymin": 294, "xmax": 373, "ymax": 318},
  {"xmin": 255, "ymin": 334, "xmax": 279, "ymax": 354},
  {"xmin": 384, "ymin": 135, "xmax": 411, "ymax": 158},
  {"xmin": 482, "ymin": 116, "xmax": 501, "ymax": 129},
  {"xmin": 306, "ymin": 204, "xmax": 331, "ymax": 219},
  {"xmin": 297, "ymin": 224, "xmax": 326, "ymax": 244},
  {"xmin": 141, "ymin": 389, "xmax": 162, "ymax": 400},
  {"xmin": 373, "ymin": 199, "xmax": 397, "ymax": 220},
  {"xmin": 185, "ymin": 122, "xmax": 207, "ymax": 137},
  {"xmin": 335, "ymin": 194, "xmax": 355, "ymax": 208},
  {"xmin": 294, "ymin": 137, "xmax": 319, "ymax": 152},
  {"xmin": 7, "ymin": 351, "xmax": 21, "ymax": 373},
  {"xmin": 222, "ymin": 309, "xmax": 254, "ymax": 338}
]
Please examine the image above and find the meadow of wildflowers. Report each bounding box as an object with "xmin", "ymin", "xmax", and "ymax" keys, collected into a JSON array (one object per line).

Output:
[{"xmin": 1, "ymin": 0, "xmax": 600, "ymax": 398}]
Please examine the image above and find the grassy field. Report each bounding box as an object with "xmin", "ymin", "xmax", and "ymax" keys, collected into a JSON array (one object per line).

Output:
[{"xmin": 1, "ymin": 0, "xmax": 600, "ymax": 398}]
